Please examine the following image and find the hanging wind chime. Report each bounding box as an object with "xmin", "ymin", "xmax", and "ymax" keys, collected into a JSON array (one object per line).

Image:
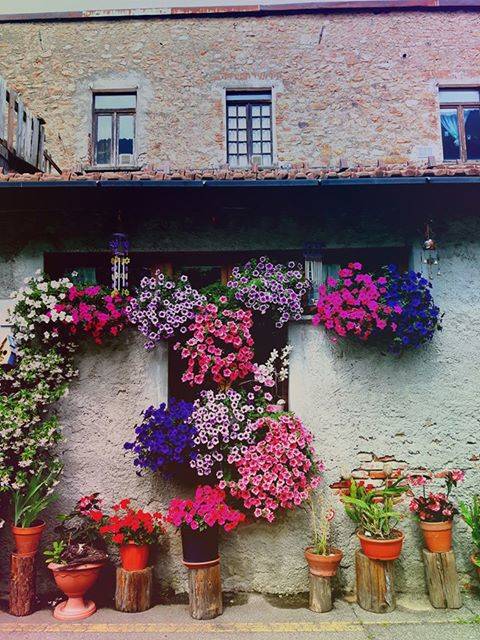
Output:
[
  {"xmin": 110, "ymin": 229, "xmax": 130, "ymax": 295},
  {"xmin": 421, "ymin": 220, "xmax": 440, "ymax": 279}
]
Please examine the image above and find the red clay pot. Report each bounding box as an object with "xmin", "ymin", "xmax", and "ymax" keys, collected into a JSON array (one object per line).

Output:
[
  {"xmin": 420, "ymin": 520, "xmax": 453, "ymax": 553},
  {"xmin": 357, "ymin": 530, "xmax": 404, "ymax": 561},
  {"xmin": 119, "ymin": 543, "xmax": 150, "ymax": 571},
  {"xmin": 49, "ymin": 562, "xmax": 103, "ymax": 621},
  {"xmin": 304, "ymin": 547, "xmax": 343, "ymax": 577},
  {"xmin": 11, "ymin": 520, "xmax": 46, "ymax": 557}
]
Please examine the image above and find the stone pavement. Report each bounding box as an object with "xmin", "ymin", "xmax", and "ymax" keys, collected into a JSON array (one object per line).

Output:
[{"xmin": 0, "ymin": 592, "xmax": 479, "ymax": 640}]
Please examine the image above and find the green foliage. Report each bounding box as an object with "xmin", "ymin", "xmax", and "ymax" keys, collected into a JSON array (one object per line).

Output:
[
  {"xmin": 460, "ymin": 495, "xmax": 480, "ymax": 560},
  {"xmin": 341, "ymin": 477, "xmax": 409, "ymax": 539},
  {"xmin": 12, "ymin": 464, "xmax": 63, "ymax": 528},
  {"xmin": 43, "ymin": 540, "xmax": 66, "ymax": 565}
]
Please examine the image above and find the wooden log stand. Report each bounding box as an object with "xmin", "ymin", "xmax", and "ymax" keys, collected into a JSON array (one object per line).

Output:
[
  {"xmin": 309, "ymin": 573, "xmax": 333, "ymax": 613},
  {"xmin": 355, "ymin": 550, "xmax": 396, "ymax": 613},
  {"xmin": 115, "ymin": 566, "xmax": 153, "ymax": 613},
  {"xmin": 185, "ymin": 559, "xmax": 222, "ymax": 620},
  {"xmin": 422, "ymin": 549, "xmax": 462, "ymax": 609},
  {"xmin": 9, "ymin": 553, "xmax": 36, "ymax": 616}
]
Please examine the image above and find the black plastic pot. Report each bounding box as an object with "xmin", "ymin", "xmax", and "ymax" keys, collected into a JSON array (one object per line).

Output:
[{"xmin": 181, "ymin": 524, "xmax": 219, "ymax": 565}]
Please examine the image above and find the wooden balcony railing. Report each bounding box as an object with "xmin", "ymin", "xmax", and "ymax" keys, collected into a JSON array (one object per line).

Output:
[{"xmin": 0, "ymin": 77, "xmax": 61, "ymax": 174}]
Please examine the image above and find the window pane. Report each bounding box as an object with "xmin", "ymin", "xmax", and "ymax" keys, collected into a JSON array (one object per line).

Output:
[
  {"xmin": 251, "ymin": 106, "xmax": 261, "ymax": 116},
  {"xmin": 94, "ymin": 93, "xmax": 136, "ymax": 109},
  {"xmin": 238, "ymin": 118, "xmax": 247, "ymax": 129},
  {"xmin": 228, "ymin": 118, "xmax": 237, "ymax": 129},
  {"xmin": 237, "ymin": 106, "xmax": 247, "ymax": 117},
  {"xmin": 261, "ymin": 105, "xmax": 271, "ymax": 116},
  {"xmin": 95, "ymin": 114, "xmax": 112, "ymax": 165},
  {"xmin": 440, "ymin": 109, "xmax": 460, "ymax": 160},
  {"xmin": 238, "ymin": 130, "xmax": 247, "ymax": 142},
  {"xmin": 465, "ymin": 108, "xmax": 480, "ymax": 159},
  {"xmin": 252, "ymin": 118, "xmax": 261, "ymax": 129},
  {"xmin": 439, "ymin": 89, "xmax": 480, "ymax": 104},
  {"xmin": 228, "ymin": 106, "xmax": 237, "ymax": 116},
  {"xmin": 262, "ymin": 155, "xmax": 272, "ymax": 165},
  {"xmin": 118, "ymin": 114, "xmax": 134, "ymax": 155}
]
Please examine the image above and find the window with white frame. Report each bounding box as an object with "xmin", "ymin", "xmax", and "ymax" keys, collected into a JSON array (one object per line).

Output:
[
  {"xmin": 439, "ymin": 88, "xmax": 480, "ymax": 162},
  {"xmin": 226, "ymin": 90, "xmax": 273, "ymax": 167},
  {"xmin": 93, "ymin": 92, "xmax": 136, "ymax": 167}
]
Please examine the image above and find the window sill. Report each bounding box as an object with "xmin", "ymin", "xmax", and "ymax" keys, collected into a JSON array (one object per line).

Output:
[{"xmin": 83, "ymin": 165, "xmax": 141, "ymax": 172}]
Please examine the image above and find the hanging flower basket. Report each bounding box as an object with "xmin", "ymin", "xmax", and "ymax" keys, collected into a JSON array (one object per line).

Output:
[{"xmin": 312, "ymin": 262, "xmax": 442, "ymax": 352}]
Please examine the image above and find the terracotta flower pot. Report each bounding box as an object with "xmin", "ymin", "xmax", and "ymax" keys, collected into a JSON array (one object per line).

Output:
[
  {"xmin": 181, "ymin": 524, "xmax": 219, "ymax": 568},
  {"xmin": 420, "ymin": 520, "xmax": 453, "ymax": 553},
  {"xmin": 304, "ymin": 547, "xmax": 343, "ymax": 577},
  {"xmin": 119, "ymin": 543, "xmax": 150, "ymax": 571},
  {"xmin": 11, "ymin": 520, "xmax": 46, "ymax": 557},
  {"xmin": 49, "ymin": 562, "xmax": 104, "ymax": 621},
  {"xmin": 357, "ymin": 530, "xmax": 404, "ymax": 561}
]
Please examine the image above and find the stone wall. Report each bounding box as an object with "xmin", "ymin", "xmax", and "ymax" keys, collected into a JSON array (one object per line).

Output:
[{"xmin": 0, "ymin": 10, "xmax": 479, "ymax": 169}]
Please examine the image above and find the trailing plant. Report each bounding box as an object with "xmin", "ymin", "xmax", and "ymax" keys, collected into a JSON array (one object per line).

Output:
[
  {"xmin": 408, "ymin": 469, "xmax": 464, "ymax": 522},
  {"xmin": 340, "ymin": 477, "xmax": 409, "ymax": 539},
  {"xmin": 313, "ymin": 262, "xmax": 394, "ymax": 343},
  {"xmin": 127, "ymin": 272, "xmax": 205, "ymax": 349},
  {"xmin": 12, "ymin": 463, "xmax": 62, "ymax": 528},
  {"xmin": 124, "ymin": 399, "xmax": 196, "ymax": 478},
  {"xmin": 225, "ymin": 414, "xmax": 322, "ymax": 522},
  {"xmin": 312, "ymin": 262, "xmax": 442, "ymax": 353},
  {"xmin": 383, "ymin": 265, "xmax": 442, "ymax": 352},
  {"xmin": 174, "ymin": 303, "xmax": 255, "ymax": 387},
  {"xmin": 167, "ymin": 485, "xmax": 245, "ymax": 532},
  {"xmin": 188, "ymin": 388, "xmax": 264, "ymax": 480},
  {"xmin": 227, "ymin": 256, "xmax": 309, "ymax": 328},
  {"xmin": 460, "ymin": 495, "xmax": 480, "ymax": 566}
]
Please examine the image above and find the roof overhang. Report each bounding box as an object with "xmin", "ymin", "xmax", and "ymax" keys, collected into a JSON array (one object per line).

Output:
[{"xmin": 1, "ymin": 0, "xmax": 480, "ymax": 23}]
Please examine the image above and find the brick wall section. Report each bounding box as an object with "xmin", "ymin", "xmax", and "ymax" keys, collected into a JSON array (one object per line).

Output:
[{"xmin": 0, "ymin": 11, "xmax": 479, "ymax": 170}]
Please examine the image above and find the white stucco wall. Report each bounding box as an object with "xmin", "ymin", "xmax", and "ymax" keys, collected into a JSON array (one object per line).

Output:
[{"xmin": 0, "ymin": 218, "xmax": 479, "ymax": 598}]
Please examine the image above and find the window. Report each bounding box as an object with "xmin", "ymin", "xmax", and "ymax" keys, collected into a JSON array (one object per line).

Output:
[
  {"xmin": 93, "ymin": 92, "xmax": 136, "ymax": 167},
  {"xmin": 226, "ymin": 90, "xmax": 273, "ymax": 167},
  {"xmin": 439, "ymin": 88, "xmax": 480, "ymax": 161}
]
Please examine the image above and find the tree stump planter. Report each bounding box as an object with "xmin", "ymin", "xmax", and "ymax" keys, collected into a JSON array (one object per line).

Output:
[
  {"xmin": 183, "ymin": 558, "xmax": 223, "ymax": 620},
  {"xmin": 115, "ymin": 566, "xmax": 153, "ymax": 613},
  {"xmin": 308, "ymin": 573, "xmax": 333, "ymax": 613},
  {"xmin": 355, "ymin": 550, "xmax": 396, "ymax": 613},
  {"xmin": 9, "ymin": 553, "xmax": 36, "ymax": 616},
  {"xmin": 422, "ymin": 549, "xmax": 462, "ymax": 609}
]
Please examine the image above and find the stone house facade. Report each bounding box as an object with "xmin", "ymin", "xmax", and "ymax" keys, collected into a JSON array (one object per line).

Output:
[{"xmin": 0, "ymin": 3, "xmax": 479, "ymax": 599}]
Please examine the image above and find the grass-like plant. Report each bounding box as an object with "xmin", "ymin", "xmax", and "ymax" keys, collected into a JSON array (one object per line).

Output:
[{"xmin": 460, "ymin": 495, "xmax": 480, "ymax": 567}]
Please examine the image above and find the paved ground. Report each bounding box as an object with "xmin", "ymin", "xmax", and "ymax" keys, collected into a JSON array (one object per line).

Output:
[{"xmin": 0, "ymin": 592, "xmax": 479, "ymax": 640}]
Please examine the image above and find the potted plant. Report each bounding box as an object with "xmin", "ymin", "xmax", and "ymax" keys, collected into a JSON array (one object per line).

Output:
[
  {"xmin": 99, "ymin": 498, "xmax": 165, "ymax": 571},
  {"xmin": 11, "ymin": 464, "xmax": 62, "ymax": 557},
  {"xmin": 44, "ymin": 493, "xmax": 107, "ymax": 621},
  {"xmin": 340, "ymin": 475, "xmax": 409, "ymax": 561},
  {"xmin": 459, "ymin": 495, "xmax": 480, "ymax": 578},
  {"xmin": 167, "ymin": 485, "xmax": 245, "ymax": 567},
  {"xmin": 409, "ymin": 469, "xmax": 464, "ymax": 553},
  {"xmin": 304, "ymin": 492, "xmax": 343, "ymax": 577}
]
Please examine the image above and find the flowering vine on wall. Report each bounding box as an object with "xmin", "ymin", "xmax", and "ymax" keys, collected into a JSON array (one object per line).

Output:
[{"xmin": 0, "ymin": 257, "xmax": 320, "ymax": 532}]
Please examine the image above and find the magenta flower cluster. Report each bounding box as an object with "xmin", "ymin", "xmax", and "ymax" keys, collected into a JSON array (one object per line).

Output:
[
  {"xmin": 224, "ymin": 414, "xmax": 322, "ymax": 522},
  {"xmin": 126, "ymin": 272, "xmax": 205, "ymax": 350},
  {"xmin": 227, "ymin": 257, "xmax": 309, "ymax": 328},
  {"xmin": 189, "ymin": 389, "xmax": 262, "ymax": 480}
]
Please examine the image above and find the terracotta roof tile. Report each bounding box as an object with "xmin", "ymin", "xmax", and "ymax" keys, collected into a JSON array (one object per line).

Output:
[{"xmin": 4, "ymin": 162, "xmax": 480, "ymax": 183}]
